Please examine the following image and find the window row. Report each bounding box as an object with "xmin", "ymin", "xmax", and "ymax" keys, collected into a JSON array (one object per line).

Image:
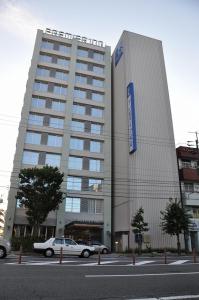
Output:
[
  {"xmin": 32, "ymin": 96, "xmax": 66, "ymax": 112},
  {"xmin": 68, "ymin": 156, "xmax": 103, "ymax": 172},
  {"xmin": 34, "ymin": 81, "xmax": 67, "ymax": 96},
  {"xmin": 67, "ymin": 176, "xmax": 102, "ymax": 192},
  {"xmin": 25, "ymin": 131, "xmax": 62, "ymax": 147},
  {"xmin": 75, "ymin": 74, "xmax": 104, "ymax": 88},
  {"xmin": 41, "ymin": 41, "xmax": 104, "ymax": 62},
  {"xmin": 39, "ymin": 54, "xmax": 70, "ymax": 68},
  {"xmin": 28, "ymin": 113, "xmax": 64, "ymax": 129},
  {"xmin": 71, "ymin": 120, "xmax": 103, "ymax": 135},
  {"xmin": 22, "ymin": 151, "xmax": 61, "ymax": 167},
  {"xmin": 36, "ymin": 67, "xmax": 68, "ymax": 81},
  {"xmin": 72, "ymin": 103, "xmax": 103, "ymax": 118},
  {"xmin": 77, "ymin": 48, "xmax": 104, "ymax": 62},
  {"xmin": 42, "ymin": 40, "xmax": 71, "ymax": 54},
  {"xmin": 70, "ymin": 138, "xmax": 102, "ymax": 153},
  {"xmin": 65, "ymin": 197, "xmax": 103, "ymax": 213},
  {"xmin": 76, "ymin": 61, "xmax": 104, "ymax": 75},
  {"xmin": 74, "ymin": 88, "xmax": 103, "ymax": 102},
  {"xmin": 28, "ymin": 113, "xmax": 103, "ymax": 134},
  {"xmin": 183, "ymin": 183, "xmax": 199, "ymax": 193}
]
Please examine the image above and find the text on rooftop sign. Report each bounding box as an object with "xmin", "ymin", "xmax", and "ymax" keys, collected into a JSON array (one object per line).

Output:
[{"xmin": 45, "ymin": 28, "xmax": 105, "ymax": 48}]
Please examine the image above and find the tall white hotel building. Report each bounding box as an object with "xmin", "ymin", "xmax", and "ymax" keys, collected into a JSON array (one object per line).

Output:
[{"xmin": 5, "ymin": 29, "xmax": 181, "ymax": 250}]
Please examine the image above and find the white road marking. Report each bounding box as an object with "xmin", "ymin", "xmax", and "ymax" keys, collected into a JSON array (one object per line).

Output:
[
  {"xmin": 169, "ymin": 260, "xmax": 189, "ymax": 265},
  {"xmin": 127, "ymin": 295, "xmax": 199, "ymax": 300},
  {"xmin": 79, "ymin": 260, "xmax": 119, "ymax": 266},
  {"xmin": 85, "ymin": 271, "xmax": 199, "ymax": 278},
  {"xmin": 6, "ymin": 260, "xmax": 76, "ymax": 265},
  {"xmin": 127, "ymin": 260, "xmax": 155, "ymax": 266}
]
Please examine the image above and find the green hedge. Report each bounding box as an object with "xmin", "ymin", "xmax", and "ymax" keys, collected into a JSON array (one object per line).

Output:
[{"xmin": 11, "ymin": 236, "xmax": 45, "ymax": 252}]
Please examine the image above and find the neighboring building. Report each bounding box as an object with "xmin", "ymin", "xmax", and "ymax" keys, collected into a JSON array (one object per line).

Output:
[
  {"xmin": 4, "ymin": 29, "xmax": 112, "ymax": 247},
  {"xmin": 176, "ymin": 146, "xmax": 199, "ymax": 251},
  {"xmin": 112, "ymin": 31, "xmax": 181, "ymax": 250}
]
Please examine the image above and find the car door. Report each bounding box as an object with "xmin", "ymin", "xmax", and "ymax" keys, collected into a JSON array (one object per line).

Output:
[
  {"xmin": 52, "ymin": 238, "xmax": 64, "ymax": 255},
  {"xmin": 64, "ymin": 239, "xmax": 81, "ymax": 256}
]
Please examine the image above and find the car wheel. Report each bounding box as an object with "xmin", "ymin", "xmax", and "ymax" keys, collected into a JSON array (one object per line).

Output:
[
  {"xmin": 0, "ymin": 246, "xmax": 6, "ymax": 259},
  {"xmin": 102, "ymin": 248, "xmax": 108, "ymax": 254},
  {"xmin": 81, "ymin": 249, "xmax": 90, "ymax": 258},
  {"xmin": 44, "ymin": 248, "xmax": 54, "ymax": 258}
]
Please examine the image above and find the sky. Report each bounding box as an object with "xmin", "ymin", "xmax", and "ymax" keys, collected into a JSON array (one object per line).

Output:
[{"xmin": 0, "ymin": 0, "xmax": 198, "ymax": 209}]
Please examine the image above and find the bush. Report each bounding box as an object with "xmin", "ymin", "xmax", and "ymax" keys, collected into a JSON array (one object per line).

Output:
[{"xmin": 11, "ymin": 236, "xmax": 45, "ymax": 252}]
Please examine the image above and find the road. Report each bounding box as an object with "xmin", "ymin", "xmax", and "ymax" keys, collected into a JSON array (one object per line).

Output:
[{"xmin": 1, "ymin": 254, "xmax": 199, "ymax": 300}]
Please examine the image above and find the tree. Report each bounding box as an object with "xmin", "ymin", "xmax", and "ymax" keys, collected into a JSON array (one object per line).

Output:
[
  {"xmin": 131, "ymin": 207, "xmax": 149, "ymax": 254},
  {"xmin": 16, "ymin": 166, "xmax": 64, "ymax": 236},
  {"xmin": 160, "ymin": 198, "xmax": 191, "ymax": 255}
]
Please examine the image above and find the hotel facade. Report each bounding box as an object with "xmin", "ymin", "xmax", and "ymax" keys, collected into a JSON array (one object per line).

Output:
[{"xmin": 5, "ymin": 29, "xmax": 182, "ymax": 250}]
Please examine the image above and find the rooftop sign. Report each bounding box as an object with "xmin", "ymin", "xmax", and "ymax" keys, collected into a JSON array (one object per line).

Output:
[{"xmin": 45, "ymin": 28, "xmax": 105, "ymax": 48}]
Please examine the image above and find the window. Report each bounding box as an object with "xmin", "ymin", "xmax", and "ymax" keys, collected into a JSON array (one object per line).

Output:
[
  {"xmin": 89, "ymin": 159, "xmax": 101, "ymax": 172},
  {"xmin": 67, "ymin": 176, "xmax": 82, "ymax": 191},
  {"xmin": 49, "ymin": 117, "xmax": 64, "ymax": 129},
  {"xmin": 39, "ymin": 54, "xmax": 52, "ymax": 63},
  {"xmin": 70, "ymin": 138, "xmax": 84, "ymax": 150},
  {"xmin": 92, "ymin": 78, "xmax": 104, "ymax": 88},
  {"xmin": 54, "ymin": 238, "xmax": 63, "ymax": 245},
  {"xmin": 33, "ymin": 82, "xmax": 48, "ymax": 92},
  {"xmin": 16, "ymin": 199, "xmax": 23, "ymax": 208},
  {"xmin": 95, "ymin": 200, "xmax": 103, "ymax": 213},
  {"xmin": 93, "ymin": 52, "xmax": 104, "ymax": 62},
  {"xmin": 91, "ymin": 123, "xmax": 102, "ymax": 135},
  {"xmin": 57, "ymin": 57, "xmax": 69, "ymax": 67},
  {"xmin": 93, "ymin": 65, "xmax": 104, "ymax": 74},
  {"xmin": 65, "ymin": 239, "xmax": 76, "ymax": 245},
  {"xmin": 41, "ymin": 40, "xmax": 54, "ymax": 50},
  {"xmin": 90, "ymin": 141, "xmax": 101, "ymax": 153},
  {"xmin": 72, "ymin": 104, "xmax": 85, "ymax": 115},
  {"xmin": 76, "ymin": 62, "xmax": 88, "ymax": 71},
  {"xmin": 28, "ymin": 114, "xmax": 43, "ymax": 126},
  {"xmin": 36, "ymin": 68, "xmax": 50, "ymax": 77},
  {"xmin": 75, "ymin": 75, "xmax": 87, "ymax": 84},
  {"xmin": 184, "ymin": 183, "xmax": 194, "ymax": 193},
  {"xmin": 71, "ymin": 121, "xmax": 84, "ymax": 132},
  {"xmin": 55, "ymin": 71, "xmax": 68, "ymax": 81},
  {"xmin": 92, "ymin": 92, "xmax": 103, "ymax": 102},
  {"xmin": 51, "ymin": 100, "xmax": 65, "ymax": 112},
  {"xmin": 68, "ymin": 156, "xmax": 83, "ymax": 170},
  {"xmin": 25, "ymin": 132, "xmax": 41, "ymax": 145},
  {"xmin": 74, "ymin": 89, "xmax": 86, "ymax": 99},
  {"xmin": 59, "ymin": 44, "xmax": 70, "ymax": 54},
  {"xmin": 47, "ymin": 135, "xmax": 62, "ymax": 147},
  {"xmin": 22, "ymin": 151, "xmax": 39, "ymax": 165},
  {"xmin": 77, "ymin": 49, "xmax": 88, "ymax": 58},
  {"xmin": 45, "ymin": 153, "xmax": 61, "ymax": 167},
  {"xmin": 88, "ymin": 178, "xmax": 102, "ymax": 191},
  {"xmin": 31, "ymin": 97, "xmax": 46, "ymax": 108},
  {"xmin": 91, "ymin": 108, "xmax": 103, "ymax": 118},
  {"xmin": 65, "ymin": 198, "xmax": 80, "ymax": 212},
  {"xmin": 65, "ymin": 197, "xmax": 103, "ymax": 213},
  {"xmin": 53, "ymin": 85, "xmax": 67, "ymax": 96}
]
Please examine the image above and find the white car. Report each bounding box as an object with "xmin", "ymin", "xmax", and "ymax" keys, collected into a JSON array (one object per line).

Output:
[
  {"xmin": 0, "ymin": 237, "xmax": 11, "ymax": 258},
  {"xmin": 89, "ymin": 241, "xmax": 109, "ymax": 254},
  {"xmin": 33, "ymin": 237, "xmax": 95, "ymax": 258}
]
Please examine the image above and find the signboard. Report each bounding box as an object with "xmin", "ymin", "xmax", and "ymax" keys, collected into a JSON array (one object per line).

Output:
[
  {"xmin": 115, "ymin": 43, "xmax": 123, "ymax": 66},
  {"xmin": 189, "ymin": 219, "xmax": 199, "ymax": 231},
  {"xmin": 127, "ymin": 82, "xmax": 137, "ymax": 153},
  {"xmin": 45, "ymin": 28, "xmax": 105, "ymax": 48}
]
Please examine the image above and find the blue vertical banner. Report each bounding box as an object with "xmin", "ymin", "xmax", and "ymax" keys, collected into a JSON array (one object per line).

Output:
[{"xmin": 127, "ymin": 82, "xmax": 137, "ymax": 153}]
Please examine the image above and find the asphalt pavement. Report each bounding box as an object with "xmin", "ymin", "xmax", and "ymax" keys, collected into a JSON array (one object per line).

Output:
[{"xmin": 1, "ymin": 254, "xmax": 199, "ymax": 300}]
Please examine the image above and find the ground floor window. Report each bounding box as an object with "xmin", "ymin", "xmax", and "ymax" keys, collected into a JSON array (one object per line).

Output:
[{"xmin": 12, "ymin": 224, "xmax": 55, "ymax": 239}]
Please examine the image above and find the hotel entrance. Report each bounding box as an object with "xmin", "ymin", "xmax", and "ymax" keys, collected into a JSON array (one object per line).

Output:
[{"xmin": 64, "ymin": 221, "xmax": 103, "ymax": 243}]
